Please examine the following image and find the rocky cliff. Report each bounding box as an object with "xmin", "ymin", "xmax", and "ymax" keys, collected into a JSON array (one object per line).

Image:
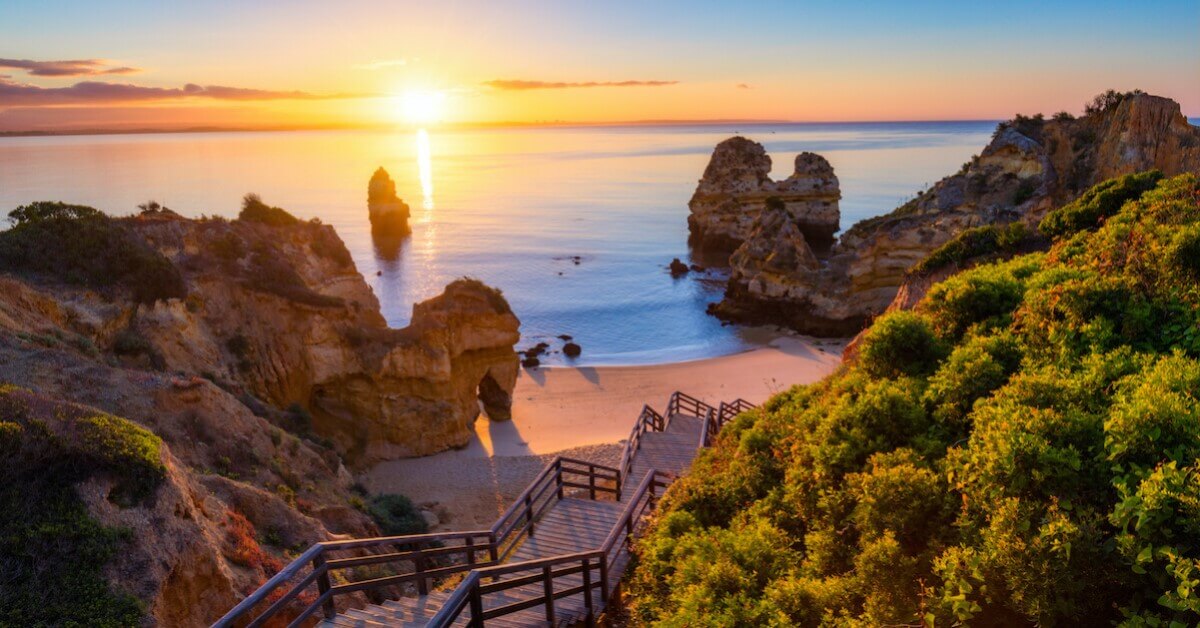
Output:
[
  {"xmin": 711, "ymin": 93, "xmax": 1200, "ymax": 335},
  {"xmin": 0, "ymin": 201, "xmax": 520, "ymax": 624},
  {"xmin": 688, "ymin": 137, "xmax": 841, "ymax": 255}
]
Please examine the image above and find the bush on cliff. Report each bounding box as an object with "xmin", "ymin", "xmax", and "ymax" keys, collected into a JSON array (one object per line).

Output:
[
  {"xmin": 1039, "ymin": 170, "xmax": 1163, "ymax": 238},
  {"xmin": 628, "ymin": 173, "xmax": 1200, "ymax": 626},
  {"xmin": 238, "ymin": 193, "xmax": 301, "ymax": 226},
  {"xmin": 0, "ymin": 201, "xmax": 186, "ymax": 303},
  {"xmin": 909, "ymin": 221, "xmax": 1034, "ymax": 277},
  {"xmin": 0, "ymin": 384, "xmax": 166, "ymax": 626}
]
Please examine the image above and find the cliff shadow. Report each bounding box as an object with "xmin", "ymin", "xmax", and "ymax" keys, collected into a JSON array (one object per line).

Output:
[
  {"xmin": 483, "ymin": 418, "xmax": 534, "ymax": 457},
  {"xmin": 575, "ymin": 366, "xmax": 600, "ymax": 385}
]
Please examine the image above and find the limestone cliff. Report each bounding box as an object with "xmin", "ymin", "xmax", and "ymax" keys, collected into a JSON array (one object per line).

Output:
[
  {"xmin": 0, "ymin": 203, "xmax": 520, "ymax": 624},
  {"xmin": 688, "ymin": 137, "xmax": 841, "ymax": 254},
  {"xmin": 712, "ymin": 93, "xmax": 1200, "ymax": 335}
]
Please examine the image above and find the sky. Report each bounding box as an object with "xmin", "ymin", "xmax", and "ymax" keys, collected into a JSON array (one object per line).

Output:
[{"xmin": 1, "ymin": 0, "xmax": 1197, "ymax": 131}]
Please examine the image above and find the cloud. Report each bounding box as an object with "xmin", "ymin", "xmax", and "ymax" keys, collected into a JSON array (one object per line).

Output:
[
  {"xmin": 0, "ymin": 77, "xmax": 367, "ymax": 106},
  {"xmin": 483, "ymin": 79, "xmax": 678, "ymax": 90},
  {"xmin": 0, "ymin": 58, "xmax": 140, "ymax": 77},
  {"xmin": 354, "ymin": 58, "xmax": 408, "ymax": 70},
  {"xmin": 736, "ymin": 83, "xmax": 752, "ymax": 89}
]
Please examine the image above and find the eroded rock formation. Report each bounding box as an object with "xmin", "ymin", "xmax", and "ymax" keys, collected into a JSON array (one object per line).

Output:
[
  {"xmin": 711, "ymin": 93, "xmax": 1200, "ymax": 335},
  {"xmin": 367, "ymin": 167, "xmax": 411, "ymax": 238},
  {"xmin": 688, "ymin": 137, "xmax": 841, "ymax": 255},
  {"xmin": 0, "ymin": 205, "xmax": 520, "ymax": 624}
]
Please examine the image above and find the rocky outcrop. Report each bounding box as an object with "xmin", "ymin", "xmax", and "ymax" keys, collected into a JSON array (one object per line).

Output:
[
  {"xmin": 0, "ymin": 209, "xmax": 519, "ymax": 464},
  {"xmin": 0, "ymin": 206, "xmax": 520, "ymax": 623},
  {"xmin": 712, "ymin": 93, "xmax": 1200, "ymax": 336},
  {"xmin": 367, "ymin": 167, "xmax": 411, "ymax": 238},
  {"xmin": 688, "ymin": 137, "xmax": 841, "ymax": 255}
]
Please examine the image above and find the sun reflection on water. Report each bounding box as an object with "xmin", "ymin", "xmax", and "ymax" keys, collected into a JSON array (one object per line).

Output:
[{"xmin": 416, "ymin": 128, "xmax": 434, "ymax": 213}]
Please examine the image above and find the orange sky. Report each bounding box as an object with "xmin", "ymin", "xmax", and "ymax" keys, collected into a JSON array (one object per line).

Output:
[{"xmin": 1, "ymin": 1, "xmax": 1197, "ymax": 132}]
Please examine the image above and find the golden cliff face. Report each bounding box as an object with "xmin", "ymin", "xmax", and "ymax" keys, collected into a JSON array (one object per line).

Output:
[
  {"xmin": 712, "ymin": 94, "xmax": 1200, "ymax": 336},
  {"xmin": 0, "ymin": 211, "xmax": 520, "ymax": 624},
  {"xmin": 126, "ymin": 213, "xmax": 520, "ymax": 464}
]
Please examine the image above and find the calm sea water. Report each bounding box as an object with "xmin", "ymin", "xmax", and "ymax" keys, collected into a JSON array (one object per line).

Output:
[{"xmin": 0, "ymin": 122, "xmax": 996, "ymax": 365}]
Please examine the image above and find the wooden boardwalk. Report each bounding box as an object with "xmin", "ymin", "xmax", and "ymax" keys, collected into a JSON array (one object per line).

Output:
[{"xmin": 214, "ymin": 393, "xmax": 752, "ymax": 628}]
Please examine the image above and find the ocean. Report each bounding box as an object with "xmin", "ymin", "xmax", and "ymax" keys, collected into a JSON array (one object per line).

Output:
[{"xmin": 0, "ymin": 121, "xmax": 997, "ymax": 364}]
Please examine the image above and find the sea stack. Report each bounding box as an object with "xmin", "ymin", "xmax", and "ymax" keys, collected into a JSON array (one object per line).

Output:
[
  {"xmin": 687, "ymin": 137, "xmax": 841, "ymax": 256},
  {"xmin": 367, "ymin": 167, "xmax": 412, "ymax": 237},
  {"xmin": 710, "ymin": 92, "xmax": 1200, "ymax": 337}
]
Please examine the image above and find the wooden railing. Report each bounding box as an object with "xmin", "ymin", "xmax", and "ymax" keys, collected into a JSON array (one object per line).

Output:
[
  {"xmin": 700, "ymin": 398, "xmax": 757, "ymax": 447},
  {"xmin": 489, "ymin": 457, "xmax": 619, "ymax": 561},
  {"xmin": 213, "ymin": 457, "xmax": 619, "ymax": 628},
  {"xmin": 215, "ymin": 391, "xmax": 729, "ymax": 628},
  {"xmin": 617, "ymin": 404, "xmax": 664, "ymax": 494},
  {"xmin": 428, "ymin": 469, "xmax": 672, "ymax": 627}
]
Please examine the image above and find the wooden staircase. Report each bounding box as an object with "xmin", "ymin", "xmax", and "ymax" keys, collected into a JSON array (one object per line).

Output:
[{"xmin": 213, "ymin": 392, "xmax": 755, "ymax": 628}]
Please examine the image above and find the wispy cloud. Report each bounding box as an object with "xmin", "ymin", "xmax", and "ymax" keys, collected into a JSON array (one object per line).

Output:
[
  {"xmin": 354, "ymin": 58, "xmax": 408, "ymax": 70},
  {"xmin": 0, "ymin": 77, "xmax": 368, "ymax": 106},
  {"xmin": 483, "ymin": 79, "xmax": 678, "ymax": 90},
  {"xmin": 736, "ymin": 83, "xmax": 752, "ymax": 89},
  {"xmin": 0, "ymin": 58, "xmax": 140, "ymax": 77}
]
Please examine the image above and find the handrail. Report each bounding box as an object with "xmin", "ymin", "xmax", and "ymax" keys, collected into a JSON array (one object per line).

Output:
[
  {"xmin": 428, "ymin": 468, "xmax": 673, "ymax": 627},
  {"xmin": 216, "ymin": 391, "xmax": 733, "ymax": 628}
]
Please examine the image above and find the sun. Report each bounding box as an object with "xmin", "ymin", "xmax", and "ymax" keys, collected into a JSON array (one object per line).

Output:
[{"xmin": 399, "ymin": 90, "xmax": 446, "ymax": 125}]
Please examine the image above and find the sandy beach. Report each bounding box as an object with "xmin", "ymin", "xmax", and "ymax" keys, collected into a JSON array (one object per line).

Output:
[{"xmin": 361, "ymin": 334, "xmax": 846, "ymax": 529}]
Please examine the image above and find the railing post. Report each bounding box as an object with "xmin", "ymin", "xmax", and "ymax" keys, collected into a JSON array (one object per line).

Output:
[
  {"xmin": 525, "ymin": 493, "xmax": 535, "ymax": 537},
  {"xmin": 414, "ymin": 549, "xmax": 429, "ymax": 596},
  {"xmin": 582, "ymin": 557, "xmax": 594, "ymax": 625},
  {"xmin": 469, "ymin": 580, "xmax": 484, "ymax": 627},
  {"xmin": 313, "ymin": 553, "xmax": 335, "ymax": 620},
  {"xmin": 615, "ymin": 467, "xmax": 622, "ymax": 501},
  {"xmin": 543, "ymin": 565, "xmax": 556, "ymax": 623},
  {"xmin": 599, "ymin": 554, "xmax": 610, "ymax": 603},
  {"xmin": 588, "ymin": 463, "xmax": 596, "ymax": 500},
  {"xmin": 488, "ymin": 531, "xmax": 498, "ymax": 563},
  {"xmin": 556, "ymin": 459, "xmax": 564, "ymax": 499}
]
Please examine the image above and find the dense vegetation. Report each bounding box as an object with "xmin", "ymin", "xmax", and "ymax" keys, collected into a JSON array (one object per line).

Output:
[
  {"xmin": 628, "ymin": 173, "xmax": 1200, "ymax": 626},
  {"xmin": 0, "ymin": 201, "xmax": 185, "ymax": 303},
  {"xmin": 0, "ymin": 384, "xmax": 167, "ymax": 626},
  {"xmin": 908, "ymin": 222, "xmax": 1034, "ymax": 277}
]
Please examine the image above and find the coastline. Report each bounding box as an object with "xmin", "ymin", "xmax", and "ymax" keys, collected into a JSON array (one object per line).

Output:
[{"xmin": 361, "ymin": 334, "xmax": 846, "ymax": 530}]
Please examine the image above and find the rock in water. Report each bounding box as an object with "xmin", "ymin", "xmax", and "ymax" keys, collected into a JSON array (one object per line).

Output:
[
  {"xmin": 688, "ymin": 137, "xmax": 841, "ymax": 255},
  {"xmin": 669, "ymin": 257, "xmax": 689, "ymax": 277},
  {"xmin": 368, "ymin": 167, "xmax": 411, "ymax": 237},
  {"xmin": 711, "ymin": 93, "xmax": 1200, "ymax": 336},
  {"xmin": 563, "ymin": 342, "xmax": 582, "ymax": 357}
]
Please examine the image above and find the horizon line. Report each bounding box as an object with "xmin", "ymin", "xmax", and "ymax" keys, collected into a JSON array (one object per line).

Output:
[{"xmin": 4, "ymin": 114, "xmax": 1197, "ymax": 139}]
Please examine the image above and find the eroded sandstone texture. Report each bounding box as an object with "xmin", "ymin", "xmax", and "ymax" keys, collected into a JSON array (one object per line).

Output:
[
  {"xmin": 711, "ymin": 94, "xmax": 1200, "ymax": 335},
  {"xmin": 688, "ymin": 137, "xmax": 841, "ymax": 255}
]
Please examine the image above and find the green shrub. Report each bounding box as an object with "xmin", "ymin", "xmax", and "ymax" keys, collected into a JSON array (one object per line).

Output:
[
  {"xmin": 910, "ymin": 221, "xmax": 1031, "ymax": 277},
  {"xmin": 0, "ymin": 201, "xmax": 185, "ymax": 303},
  {"xmin": 920, "ymin": 259, "xmax": 1029, "ymax": 339},
  {"xmin": 1039, "ymin": 170, "xmax": 1162, "ymax": 238},
  {"xmin": 367, "ymin": 494, "xmax": 429, "ymax": 536},
  {"xmin": 629, "ymin": 173, "xmax": 1200, "ymax": 626},
  {"xmin": 77, "ymin": 413, "xmax": 166, "ymax": 504},
  {"xmin": 238, "ymin": 193, "xmax": 301, "ymax": 226},
  {"xmin": 0, "ymin": 386, "xmax": 151, "ymax": 626},
  {"xmin": 856, "ymin": 311, "xmax": 946, "ymax": 378}
]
